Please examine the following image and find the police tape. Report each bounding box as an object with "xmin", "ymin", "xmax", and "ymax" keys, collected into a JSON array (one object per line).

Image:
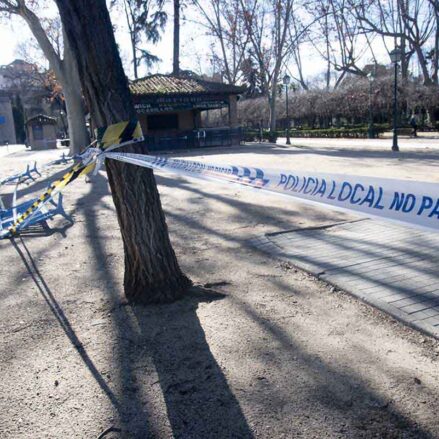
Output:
[
  {"xmin": 104, "ymin": 152, "xmax": 439, "ymax": 233},
  {"xmin": 3, "ymin": 161, "xmax": 96, "ymax": 237},
  {"xmin": 96, "ymin": 119, "xmax": 143, "ymax": 151},
  {"xmin": 0, "ymin": 120, "xmax": 144, "ymax": 238}
]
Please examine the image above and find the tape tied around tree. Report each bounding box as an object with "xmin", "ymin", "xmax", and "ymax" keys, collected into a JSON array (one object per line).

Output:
[
  {"xmin": 2, "ymin": 161, "xmax": 96, "ymax": 237},
  {"xmin": 0, "ymin": 120, "xmax": 144, "ymax": 239},
  {"xmin": 96, "ymin": 120, "xmax": 144, "ymax": 151}
]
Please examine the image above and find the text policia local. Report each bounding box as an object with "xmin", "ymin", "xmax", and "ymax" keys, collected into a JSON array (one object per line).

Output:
[
  {"xmin": 277, "ymin": 174, "xmax": 439, "ymax": 219},
  {"xmin": 110, "ymin": 154, "xmax": 439, "ymax": 226}
]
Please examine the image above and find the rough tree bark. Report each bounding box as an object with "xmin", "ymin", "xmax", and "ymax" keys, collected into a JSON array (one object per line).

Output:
[
  {"xmin": 62, "ymin": 31, "xmax": 90, "ymax": 153},
  {"xmin": 269, "ymin": 74, "xmax": 278, "ymax": 135},
  {"xmin": 16, "ymin": 2, "xmax": 90, "ymax": 154},
  {"xmin": 122, "ymin": 0, "xmax": 139, "ymax": 79},
  {"xmin": 55, "ymin": 0, "xmax": 191, "ymax": 303},
  {"xmin": 173, "ymin": 0, "xmax": 180, "ymax": 75}
]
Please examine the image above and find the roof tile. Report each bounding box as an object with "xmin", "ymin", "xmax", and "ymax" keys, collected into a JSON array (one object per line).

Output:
[{"xmin": 129, "ymin": 74, "xmax": 245, "ymax": 96}]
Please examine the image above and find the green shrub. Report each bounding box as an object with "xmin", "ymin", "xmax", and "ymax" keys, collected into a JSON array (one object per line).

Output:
[
  {"xmin": 243, "ymin": 125, "xmax": 391, "ymax": 142},
  {"xmin": 287, "ymin": 126, "xmax": 386, "ymax": 138}
]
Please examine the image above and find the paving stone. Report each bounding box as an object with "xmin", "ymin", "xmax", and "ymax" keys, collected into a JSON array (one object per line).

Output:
[
  {"xmin": 410, "ymin": 310, "xmax": 434, "ymax": 321},
  {"xmin": 252, "ymin": 219, "xmax": 439, "ymax": 339},
  {"xmin": 420, "ymin": 316, "xmax": 439, "ymax": 327}
]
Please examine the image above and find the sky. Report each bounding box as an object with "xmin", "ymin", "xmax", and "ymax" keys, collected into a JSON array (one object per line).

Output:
[
  {"xmin": 0, "ymin": 2, "xmax": 216, "ymax": 77},
  {"xmin": 0, "ymin": 2, "xmax": 402, "ymax": 85}
]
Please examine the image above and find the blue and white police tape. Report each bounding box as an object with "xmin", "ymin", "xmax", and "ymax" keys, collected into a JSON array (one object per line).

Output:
[{"xmin": 104, "ymin": 152, "xmax": 439, "ymax": 233}]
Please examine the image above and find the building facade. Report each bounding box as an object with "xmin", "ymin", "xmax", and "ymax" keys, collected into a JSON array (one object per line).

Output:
[{"xmin": 0, "ymin": 95, "xmax": 17, "ymax": 145}]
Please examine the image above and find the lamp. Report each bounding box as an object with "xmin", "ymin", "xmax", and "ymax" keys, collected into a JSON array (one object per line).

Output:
[
  {"xmin": 283, "ymin": 74, "xmax": 291, "ymax": 145},
  {"xmin": 389, "ymin": 46, "xmax": 402, "ymax": 151}
]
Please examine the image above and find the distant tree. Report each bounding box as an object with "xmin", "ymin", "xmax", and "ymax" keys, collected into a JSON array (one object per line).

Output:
[
  {"xmin": 112, "ymin": 0, "xmax": 167, "ymax": 79},
  {"xmin": 0, "ymin": 1, "xmax": 89, "ymax": 154},
  {"xmin": 0, "ymin": 58, "xmax": 63, "ymax": 119},
  {"xmin": 55, "ymin": 0, "xmax": 191, "ymax": 303},
  {"xmin": 428, "ymin": 0, "xmax": 439, "ymax": 84},
  {"xmin": 351, "ymin": 0, "xmax": 438, "ymax": 85},
  {"xmin": 240, "ymin": 53, "xmax": 265, "ymax": 95},
  {"xmin": 173, "ymin": 0, "xmax": 180, "ymax": 74},
  {"xmin": 239, "ymin": 0, "xmax": 295, "ymax": 137},
  {"xmin": 192, "ymin": 0, "xmax": 250, "ymax": 85},
  {"xmin": 305, "ymin": 0, "xmax": 375, "ymax": 89},
  {"xmin": 12, "ymin": 94, "xmax": 26, "ymax": 142},
  {"xmin": 237, "ymin": 75, "xmax": 439, "ymax": 128},
  {"xmin": 288, "ymin": 8, "xmax": 311, "ymax": 90}
]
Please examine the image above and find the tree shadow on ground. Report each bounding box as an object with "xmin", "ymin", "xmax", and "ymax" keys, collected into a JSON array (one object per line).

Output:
[
  {"xmin": 152, "ymin": 170, "xmax": 437, "ymax": 437},
  {"xmin": 10, "ymin": 236, "xmax": 122, "ymax": 413},
  {"xmin": 76, "ymin": 172, "xmax": 253, "ymax": 438},
  {"xmin": 232, "ymin": 295, "xmax": 436, "ymax": 438},
  {"xmin": 8, "ymin": 167, "xmax": 438, "ymax": 438},
  {"xmin": 114, "ymin": 287, "xmax": 254, "ymax": 438},
  {"xmin": 155, "ymin": 171, "xmax": 439, "ymax": 311}
]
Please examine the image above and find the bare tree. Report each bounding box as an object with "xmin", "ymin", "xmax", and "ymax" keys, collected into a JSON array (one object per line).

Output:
[
  {"xmin": 305, "ymin": 0, "xmax": 376, "ymax": 89},
  {"xmin": 191, "ymin": 0, "xmax": 250, "ymax": 85},
  {"xmin": 351, "ymin": 0, "xmax": 437, "ymax": 85},
  {"xmin": 0, "ymin": 58, "xmax": 53, "ymax": 120},
  {"xmin": 111, "ymin": 0, "xmax": 167, "ymax": 79},
  {"xmin": 239, "ymin": 0, "xmax": 295, "ymax": 136},
  {"xmin": 55, "ymin": 0, "xmax": 191, "ymax": 303},
  {"xmin": 288, "ymin": 10, "xmax": 310, "ymax": 90},
  {"xmin": 173, "ymin": 0, "xmax": 180, "ymax": 74},
  {"xmin": 426, "ymin": 0, "xmax": 439, "ymax": 83},
  {"xmin": 0, "ymin": 0, "xmax": 89, "ymax": 153}
]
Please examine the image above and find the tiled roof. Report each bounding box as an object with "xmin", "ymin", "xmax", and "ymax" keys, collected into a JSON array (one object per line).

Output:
[
  {"xmin": 26, "ymin": 114, "xmax": 57, "ymax": 125},
  {"xmin": 129, "ymin": 74, "xmax": 246, "ymax": 96}
]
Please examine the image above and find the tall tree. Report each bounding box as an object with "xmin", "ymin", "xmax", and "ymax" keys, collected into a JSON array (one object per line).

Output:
[
  {"xmin": 305, "ymin": 0, "xmax": 375, "ymax": 89},
  {"xmin": 0, "ymin": 0, "xmax": 89, "ymax": 154},
  {"xmin": 173, "ymin": 0, "xmax": 180, "ymax": 74},
  {"xmin": 351, "ymin": 0, "xmax": 438, "ymax": 85},
  {"xmin": 112, "ymin": 0, "xmax": 167, "ymax": 79},
  {"xmin": 288, "ymin": 9, "xmax": 310, "ymax": 90},
  {"xmin": 192, "ymin": 0, "xmax": 250, "ymax": 85},
  {"xmin": 239, "ymin": 0, "xmax": 294, "ymax": 136},
  {"xmin": 429, "ymin": 0, "xmax": 439, "ymax": 84},
  {"xmin": 55, "ymin": 0, "xmax": 191, "ymax": 303}
]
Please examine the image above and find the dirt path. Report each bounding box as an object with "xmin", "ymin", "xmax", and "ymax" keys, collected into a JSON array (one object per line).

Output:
[{"xmin": 0, "ymin": 143, "xmax": 438, "ymax": 438}]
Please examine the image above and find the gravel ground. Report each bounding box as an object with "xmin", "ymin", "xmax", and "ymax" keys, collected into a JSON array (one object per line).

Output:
[{"xmin": 0, "ymin": 141, "xmax": 438, "ymax": 438}]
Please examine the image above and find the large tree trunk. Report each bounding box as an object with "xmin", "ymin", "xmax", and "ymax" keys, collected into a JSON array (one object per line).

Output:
[
  {"xmin": 414, "ymin": 45, "xmax": 433, "ymax": 86},
  {"xmin": 63, "ymin": 34, "xmax": 90, "ymax": 154},
  {"xmin": 268, "ymin": 75, "xmax": 278, "ymax": 140},
  {"xmin": 21, "ymin": 5, "xmax": 89, "ymax": 155},
  {"xmin": 173, "ymin": 0, "xmax": 180, "ymax": 75},
  {"xmin": 62, "ymin": 71, "xmax": 90, "ymax": 154},
  {"xmin": 131, "ymin": 34, "xmax": 138, "ymax": 80},
  {"xmin": 55, "ymin": 0, "xmax": 191, "ymax": 303}
]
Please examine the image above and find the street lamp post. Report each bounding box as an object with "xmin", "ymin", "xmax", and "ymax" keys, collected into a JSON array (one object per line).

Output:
[
  {"xmin": 389, "ymin": 46, "xmax": 402, "ymax": 152},
  {"xmin": 283, "ymin": 73, "xmax": 291, "ymax": 145},
  {"xmin": 367, "ymin": 68, "xmax": 376, "ymax": 139}
]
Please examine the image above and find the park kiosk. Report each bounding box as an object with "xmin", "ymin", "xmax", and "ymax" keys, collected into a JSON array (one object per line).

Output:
[
  {"xmin": 129, "ymin": 74, "xmax": 245, "ymax": 150},
  {"xmin": 25, "ymin": 114, "xmax": 57, "ymax": 150}
]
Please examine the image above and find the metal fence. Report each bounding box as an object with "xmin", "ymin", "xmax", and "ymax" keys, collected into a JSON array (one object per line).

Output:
[{"xmin": 144, "ymin": 127, "xmax": 243, "ymax": 152}]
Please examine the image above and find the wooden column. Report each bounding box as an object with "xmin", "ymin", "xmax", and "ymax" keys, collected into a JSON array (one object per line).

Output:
[{"xmin": 228, "ymin": 95, "xmax": 238, "ymax": 128}]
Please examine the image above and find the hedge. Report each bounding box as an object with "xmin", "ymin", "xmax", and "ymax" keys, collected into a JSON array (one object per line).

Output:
[
  {"xmin": 288, "ymin": 127, "xmax": 385, "ymax": 138},
  {"xmin": 242, "ymin": 126, "xmax": 387, "ymax": 142}
]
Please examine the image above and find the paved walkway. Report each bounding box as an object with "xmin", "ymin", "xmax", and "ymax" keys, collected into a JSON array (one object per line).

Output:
[
  {"xmin": 251, "ymin": 219, "xmax": 439, "ymax": 339},
  {"xmin": 0, "ymin": 144, "xmax": 27, "ymax": 157}
]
